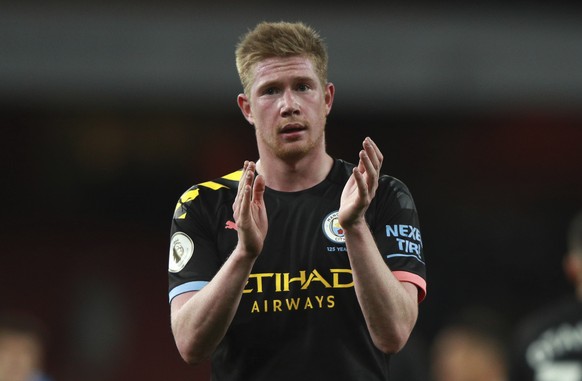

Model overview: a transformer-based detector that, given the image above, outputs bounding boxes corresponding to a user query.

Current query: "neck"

[256,152,334,192]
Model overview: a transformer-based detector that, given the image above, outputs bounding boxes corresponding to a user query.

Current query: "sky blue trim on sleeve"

[169,281,209,302]
[385,253,425,265]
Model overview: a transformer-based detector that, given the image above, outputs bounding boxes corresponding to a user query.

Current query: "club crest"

[322,211,345,244]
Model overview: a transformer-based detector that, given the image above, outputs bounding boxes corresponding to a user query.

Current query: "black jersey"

[168,159,426,381]
[509,297,582,381]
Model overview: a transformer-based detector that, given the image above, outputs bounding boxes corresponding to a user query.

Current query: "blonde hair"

[235,21,328,96]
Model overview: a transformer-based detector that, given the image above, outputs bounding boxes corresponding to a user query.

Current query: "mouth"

[280,123,307,135]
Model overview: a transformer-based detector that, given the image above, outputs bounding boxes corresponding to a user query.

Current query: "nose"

[280,89,300,117]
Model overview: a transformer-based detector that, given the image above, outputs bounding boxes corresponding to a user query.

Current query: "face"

[0,333,42,381]
[431,329,506,381]
[238,55,334,162]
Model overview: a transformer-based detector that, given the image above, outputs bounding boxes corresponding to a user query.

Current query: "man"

[509,211,582,381]
[168,21,426,380]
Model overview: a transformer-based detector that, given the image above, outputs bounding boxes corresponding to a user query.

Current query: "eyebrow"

[256,76,317,92]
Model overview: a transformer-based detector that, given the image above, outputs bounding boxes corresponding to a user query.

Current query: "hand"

[232,161,268,258]
[339,137,383,228]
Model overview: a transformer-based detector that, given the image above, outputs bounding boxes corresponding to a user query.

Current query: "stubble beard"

[259,117,327,162]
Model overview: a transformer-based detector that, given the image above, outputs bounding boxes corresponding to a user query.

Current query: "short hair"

[568,210,582,255]
[235,21,328,96]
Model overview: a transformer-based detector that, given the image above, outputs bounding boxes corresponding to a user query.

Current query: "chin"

[276,147,310,161]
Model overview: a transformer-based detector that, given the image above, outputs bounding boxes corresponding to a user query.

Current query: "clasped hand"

[232,161,268,258]
[339,137,383,228]
[232,137,383,257]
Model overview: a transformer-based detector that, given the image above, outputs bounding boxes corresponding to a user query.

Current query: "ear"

[324,82,335,116]
[237,93,254,125]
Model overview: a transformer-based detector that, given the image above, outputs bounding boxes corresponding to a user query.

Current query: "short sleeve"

[370,176,426,302]
[168,185,222,302]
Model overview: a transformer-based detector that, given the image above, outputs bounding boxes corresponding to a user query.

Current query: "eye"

[263,87,279,95]
[296,83,311,92]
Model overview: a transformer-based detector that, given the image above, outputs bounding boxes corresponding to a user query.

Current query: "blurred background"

[1,2,581,380]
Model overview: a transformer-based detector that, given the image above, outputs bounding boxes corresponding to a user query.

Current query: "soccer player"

[168,21,427,380]
[509,211,582,381]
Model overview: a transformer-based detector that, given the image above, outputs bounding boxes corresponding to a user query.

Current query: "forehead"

[252,56,317,85]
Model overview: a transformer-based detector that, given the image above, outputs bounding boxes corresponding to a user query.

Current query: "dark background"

[1,2,581,380]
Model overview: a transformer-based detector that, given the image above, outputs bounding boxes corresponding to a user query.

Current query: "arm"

[339,138,418,354]
[170,161,267,364]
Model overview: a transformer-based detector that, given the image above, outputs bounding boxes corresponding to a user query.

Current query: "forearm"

[344,220,418,354]
[171,246,256,364]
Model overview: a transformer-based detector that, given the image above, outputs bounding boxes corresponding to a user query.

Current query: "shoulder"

[173,168,243,219]
[378,175,416,210]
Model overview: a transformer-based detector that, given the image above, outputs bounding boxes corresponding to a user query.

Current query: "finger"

[235,161,249,199]
[239,182,252,222]
[357,138,378,174]
[362,137,380,171]
[246,161,256,186]
[252,174,266,204]
[241,160,250,179]
[352,167,368,200]
[364,137,383,169]
[359,149,378,192]
[233,161,246,213]
[234,161,253,214]
[238,165,255,216]
[357,157,365,174]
